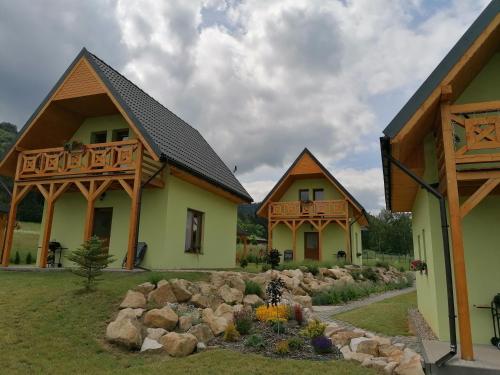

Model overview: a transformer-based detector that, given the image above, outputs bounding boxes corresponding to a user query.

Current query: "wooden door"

[92,207,113,249]
[304,232,319,260]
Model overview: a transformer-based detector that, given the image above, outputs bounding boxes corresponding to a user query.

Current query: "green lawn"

[0,271,377,375]
[11,221,41,264]
[335,292,417,336]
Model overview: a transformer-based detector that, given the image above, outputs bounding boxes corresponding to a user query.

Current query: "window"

[185,209,203,253]
[299,189,309,201]
[313,188,324,201]
[112,129,130,142]
[91,131,107,144]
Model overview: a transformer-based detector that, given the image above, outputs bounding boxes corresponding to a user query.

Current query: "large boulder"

[357,340,379,356]
[350,337,372,352]
[325,323,345,338]
[394,349,424,375]
[116,308,144,321]
[170,279,193,302]
[178,315,193,332]
[188,323,214,343]
[148,280,177,305]
[293,295,312,309]
[140,337,163,353]
[160,332,197,357]
[243,294,264,306]
[135,282,155,296]
[120,290,147,309]
[144,306,179,330]
[146,327,167,341]
[190,294,211,308]
[331,331,365,346]
[202,308,229,335]
[106,318,142,349]
[219,285,243,304]
[227,275,246,293]
[214,303,234,322]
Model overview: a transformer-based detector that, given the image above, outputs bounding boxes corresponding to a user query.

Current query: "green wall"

[455,53,500,104]
[37,115,239,269]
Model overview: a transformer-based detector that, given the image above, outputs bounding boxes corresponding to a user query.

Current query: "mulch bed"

[209,321,343,361]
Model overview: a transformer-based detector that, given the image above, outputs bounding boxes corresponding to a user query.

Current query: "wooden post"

[292,220,297,261]
[441,102,474,360]
[39,191,55,268]
[83,198,96,240]
[126,144,143,270]
[2,186,19,267]
[318,224,323,262]
[267,204,273,250]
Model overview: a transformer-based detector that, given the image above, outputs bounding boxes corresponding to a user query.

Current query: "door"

[92,207,113,249]
[304,232,319,260]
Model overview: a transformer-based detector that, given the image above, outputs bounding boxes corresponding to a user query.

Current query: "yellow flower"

[255,304,289,322]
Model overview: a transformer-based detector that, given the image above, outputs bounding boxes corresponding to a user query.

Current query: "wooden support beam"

[441,103,474,361]
[126,143,143,270]
[292,221,297,261]
[39,196,55,268]
[460,178,500,218]
[83,198,96,241]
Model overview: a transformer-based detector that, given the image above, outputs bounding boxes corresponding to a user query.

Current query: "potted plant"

[410,259,428,275]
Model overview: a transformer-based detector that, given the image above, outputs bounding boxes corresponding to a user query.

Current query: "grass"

[335,291,417,337]
[11,221,41,264]
[0,271,377,375]
[363,250,412,271]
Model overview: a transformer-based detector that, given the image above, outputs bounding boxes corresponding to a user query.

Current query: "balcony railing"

[269,199,347,219]
[16,139,140,181]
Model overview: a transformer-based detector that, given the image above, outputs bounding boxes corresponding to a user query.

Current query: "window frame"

[299,189,310,201]
[90,131,107,144]
[313,188,324,201]
[112,128,130,142]
[185,208,204,254]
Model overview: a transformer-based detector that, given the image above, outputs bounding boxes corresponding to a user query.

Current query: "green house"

[257,149,367,265]
[0,48,252,270]
[381,0,500,366]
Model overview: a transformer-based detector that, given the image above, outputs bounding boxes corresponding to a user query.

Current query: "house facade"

[380,0,500,362]
[0,48,252,270]
[257,149,367,265]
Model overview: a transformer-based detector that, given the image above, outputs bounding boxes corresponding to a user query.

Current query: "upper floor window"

[313,188,324,200]
[112,129,130,142]
[91,131,107,144]
[185,209,203,253]
[299,189,309,201]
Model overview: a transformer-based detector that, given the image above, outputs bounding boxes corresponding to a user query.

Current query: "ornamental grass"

[255,304,289,322]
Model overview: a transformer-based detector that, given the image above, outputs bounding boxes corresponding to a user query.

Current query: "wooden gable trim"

[0,54,160,177]
[393,13,500,145]
[169,166,246,204]
[53,59,106,100]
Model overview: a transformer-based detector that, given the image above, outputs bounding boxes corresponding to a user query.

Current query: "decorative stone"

[219,285,243,304]
[384,361,398,375]
[159,332,197,357]
[148,281,177,305]
[379,344,404,359]
[293,295,312,308]
[357,339,379,356]
[140,337,163,353]
[190,294,210,308]
[120,290,146,309]
[243,294,264,306]
[214,303,234,322]
[170,279,193,302]
[146,327,167,340]
[144,306,178,330]
[331,331,365,346]
[116,308,144,321]
[227,275,246,293]
[135,282,155,295]
[179,315,193,332]
[202,308,228,336]
[373,336,392,346]
[325,323,344,337]
[362,357,388,371]
[350,352,374,363]
[188,323,214,343]
[350,336,371,352]
[197,342,207,351]
[106,318,142,349]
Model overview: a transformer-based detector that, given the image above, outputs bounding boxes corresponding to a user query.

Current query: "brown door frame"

[304,231,319,260]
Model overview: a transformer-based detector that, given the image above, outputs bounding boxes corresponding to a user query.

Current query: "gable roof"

[257,148,367,222]
[2,48,252,203]
[383,0,500,138]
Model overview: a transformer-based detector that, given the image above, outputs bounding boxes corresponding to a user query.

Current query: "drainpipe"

[131,153,168,269]
[380,136,457,367]
[349,210,366,263]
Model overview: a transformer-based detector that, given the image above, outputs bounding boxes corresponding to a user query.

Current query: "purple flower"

[311,335,333,354]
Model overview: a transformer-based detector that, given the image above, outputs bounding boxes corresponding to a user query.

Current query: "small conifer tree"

[25,252,33,264]
[14,251,20,265]
[67,236,114,291]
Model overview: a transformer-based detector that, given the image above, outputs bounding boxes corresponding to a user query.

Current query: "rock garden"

[106,265,422,374]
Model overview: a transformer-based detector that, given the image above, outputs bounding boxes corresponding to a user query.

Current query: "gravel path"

[312,286,423,354]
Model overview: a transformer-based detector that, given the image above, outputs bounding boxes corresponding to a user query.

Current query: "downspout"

[349,210,366,263]
[380,136,457,367]
[132,153,168,269]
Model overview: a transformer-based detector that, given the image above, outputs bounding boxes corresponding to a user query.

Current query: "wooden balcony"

[15,139,153,183]
[269,199,347,219]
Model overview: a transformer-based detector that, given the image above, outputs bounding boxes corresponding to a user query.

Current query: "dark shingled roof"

[82,50,252,202]
[383,0,500,138]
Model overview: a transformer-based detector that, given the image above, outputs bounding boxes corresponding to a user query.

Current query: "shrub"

[255,304,289,322]
[306,263,319,276]
[311,335,333,354]
[66,236,114,291]
[25,252,33,265]
[361,267,379,282]
[293,304,304,325]
[244,334,265,349]
[288,337,304,351]
[239,257,248,268]
[265,248,281,269]
[148,272,162,287]
[14,251,20,265]
[261,264,271,272]
[234,308,253,335]
[274,340,289,355]
[244,280,262,296]
[223,323,240,342]
[270,318,287,334]
[300,320,326,339]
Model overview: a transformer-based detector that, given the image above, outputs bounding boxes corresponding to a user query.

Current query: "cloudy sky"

[0,0,491,211]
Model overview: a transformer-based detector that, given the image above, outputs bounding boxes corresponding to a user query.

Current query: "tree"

[67,237,114,291]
